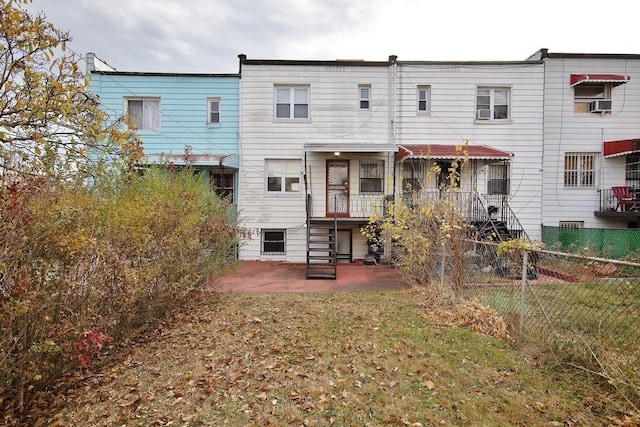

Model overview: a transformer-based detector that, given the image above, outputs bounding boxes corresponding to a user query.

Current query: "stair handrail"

[471,193,506,242]
[497,197,530,242]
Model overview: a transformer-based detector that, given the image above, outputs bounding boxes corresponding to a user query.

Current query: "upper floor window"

[570,74,629,114]
[564,152,597,187]
[266,159,301,193]
[359,85,371,112]
[476,87,509,121]
[126,98,160,132]
[359,160,384,193]
[417,85,430,114]
[275,86,309,120]
[573,84,611,114]
[208,97,220,124]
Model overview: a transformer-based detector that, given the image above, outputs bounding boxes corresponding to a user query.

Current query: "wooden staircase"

[306,219,337,279]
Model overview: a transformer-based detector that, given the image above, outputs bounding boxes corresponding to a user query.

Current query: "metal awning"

[570,74,631,87]
[603,138,640,158]
[396,144,514,161]
[304,142,398,153]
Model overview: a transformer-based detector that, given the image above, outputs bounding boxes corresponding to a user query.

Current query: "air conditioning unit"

[588,99,612,113]
[476,109,491,120]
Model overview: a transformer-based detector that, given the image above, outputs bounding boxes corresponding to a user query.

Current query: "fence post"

[440,240,445,287]
[519,250,528,340]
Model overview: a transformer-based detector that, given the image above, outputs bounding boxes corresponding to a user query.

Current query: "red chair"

[611,186,640,212]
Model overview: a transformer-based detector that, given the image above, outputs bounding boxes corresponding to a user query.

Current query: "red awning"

[570,74,631,87]
[603,138,640,158]
[396,144,513,161]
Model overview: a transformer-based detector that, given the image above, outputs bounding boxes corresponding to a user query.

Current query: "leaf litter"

[22,290,630,426]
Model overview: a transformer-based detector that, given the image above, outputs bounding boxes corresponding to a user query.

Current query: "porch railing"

[403,190,529,242]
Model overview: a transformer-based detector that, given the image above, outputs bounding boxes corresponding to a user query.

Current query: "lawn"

[26,290,635,426]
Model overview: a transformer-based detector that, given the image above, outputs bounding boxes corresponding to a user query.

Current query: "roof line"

[91,71,239,78]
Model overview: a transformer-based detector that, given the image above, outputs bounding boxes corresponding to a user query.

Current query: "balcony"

[595,188,640,218]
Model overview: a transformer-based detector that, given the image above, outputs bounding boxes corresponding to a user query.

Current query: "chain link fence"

[446,240,640,407]
[543,225,640,259]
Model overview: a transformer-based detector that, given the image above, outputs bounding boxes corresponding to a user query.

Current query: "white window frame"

[275,86,309,120]
[475,87,510,122]
[417,85,430,115]
[564,152,597,188]
[207,97,220,124]
[261,229,286,255]
[358,84,371,112]
[266,159,301,194]
[125,97,161,132]
[359,160,384,194]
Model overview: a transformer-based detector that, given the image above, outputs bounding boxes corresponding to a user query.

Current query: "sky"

[25,0,640,74]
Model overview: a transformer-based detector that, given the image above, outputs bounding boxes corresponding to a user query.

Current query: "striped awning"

[603,138,640,158]
[396,144,513,161]
[570,74,631,87]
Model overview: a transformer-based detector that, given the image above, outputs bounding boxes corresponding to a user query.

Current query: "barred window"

[564,152,597,187]
[261,229,286,255]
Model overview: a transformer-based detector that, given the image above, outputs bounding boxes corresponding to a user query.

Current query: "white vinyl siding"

[126,98,160,132]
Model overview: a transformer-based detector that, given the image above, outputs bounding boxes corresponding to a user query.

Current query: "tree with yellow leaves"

[0,0,140,184]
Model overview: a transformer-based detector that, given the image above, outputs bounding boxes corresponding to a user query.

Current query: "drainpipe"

[389,55,398,201]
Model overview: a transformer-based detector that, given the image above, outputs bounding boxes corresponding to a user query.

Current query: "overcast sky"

[25,0,640,74]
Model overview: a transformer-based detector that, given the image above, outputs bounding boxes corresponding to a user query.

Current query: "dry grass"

[18,290,636,426]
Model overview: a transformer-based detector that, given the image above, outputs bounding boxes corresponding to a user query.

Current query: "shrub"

[0,167,238,413]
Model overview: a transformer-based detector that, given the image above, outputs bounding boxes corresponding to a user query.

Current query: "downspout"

[389,55,398,201]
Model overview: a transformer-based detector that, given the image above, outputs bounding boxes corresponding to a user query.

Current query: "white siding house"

[393,58,545,241]
[237,54,546,270]
[237,56,395,267]
[537,50,640,229]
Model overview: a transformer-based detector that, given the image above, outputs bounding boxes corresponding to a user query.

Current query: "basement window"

[261,229,286,255]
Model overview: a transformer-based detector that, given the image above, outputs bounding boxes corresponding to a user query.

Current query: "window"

[126,98,160,132]
[211,168,234,202]
[476,87,509,121]
[559,221,584,228]
[261,229,286,255]
[359,160,384,193]
[275,86,309,119]
[487,162,510,195]
[564,153,597,187]
[208,98,220,124]
[573,83,611,113]
[359,85,371,111]
[266,159,300,193]
[417,85,430,114]
[626,154,640,189]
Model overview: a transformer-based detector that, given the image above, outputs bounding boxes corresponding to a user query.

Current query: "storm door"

[327,160,349,216]
[336,229,352,262]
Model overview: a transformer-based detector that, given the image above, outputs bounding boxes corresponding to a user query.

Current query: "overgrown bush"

[0,167,239,413]
[363,191,474,293]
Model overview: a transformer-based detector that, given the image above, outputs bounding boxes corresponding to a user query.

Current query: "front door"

[327,159,349,216]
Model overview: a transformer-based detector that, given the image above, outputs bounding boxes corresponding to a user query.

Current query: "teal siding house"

[86,53,239,202]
